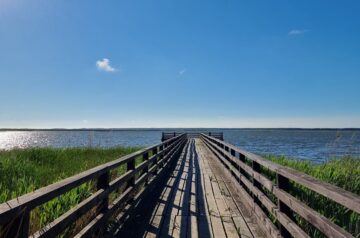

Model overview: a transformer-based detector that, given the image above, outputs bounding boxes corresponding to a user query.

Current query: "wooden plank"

[159,141,189,237]
[196,140,227,238]
[232,216,254,238]
[189,150,197,216]
[171,146,190,238]
[32,189,106,238]
[143,141,185,238]
[173,215,187,238]
[113,138,186,237]
[222,216,240,238]
[212,172,254,238]
[187,215,199,238]
[79,137,186,238]
[187,142,199,238]
[201,134,360,215]
[205,137,311,238]
[274,187,353,238]
[204,135,353,238]
[0,135,185,225]
[194,140,213,238]
[199,138,266,238]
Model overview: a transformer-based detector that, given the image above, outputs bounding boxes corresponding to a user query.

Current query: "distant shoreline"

[1,128,360,132]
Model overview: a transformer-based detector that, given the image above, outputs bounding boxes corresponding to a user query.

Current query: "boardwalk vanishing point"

[0,133,359,238]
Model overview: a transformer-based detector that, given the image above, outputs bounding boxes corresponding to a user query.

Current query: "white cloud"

[96,58,116,72]
[288,29,309,36]
[179,68,186,75]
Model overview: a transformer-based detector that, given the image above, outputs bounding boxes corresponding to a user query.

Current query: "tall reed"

[0,147,139,235]
[265,155,360,237]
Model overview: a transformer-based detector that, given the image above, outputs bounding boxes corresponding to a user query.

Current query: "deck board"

[114,138,265,238]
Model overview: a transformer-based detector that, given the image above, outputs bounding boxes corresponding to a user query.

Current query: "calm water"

[0,129,359,162]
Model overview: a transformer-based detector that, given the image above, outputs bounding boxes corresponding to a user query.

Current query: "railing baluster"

[252,161,263,206]
[97,171,110,213]
[277,174,293,237]
[3,208,29,238]
[127,158,136,188]
[238,153,246,187]
[143,151,149,185]
[94,171,110,235]
[230,149,236,168]
[152,147,158,175]
[159,145,164,169]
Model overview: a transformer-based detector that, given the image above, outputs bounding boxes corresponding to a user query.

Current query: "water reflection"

[0,129,359,162]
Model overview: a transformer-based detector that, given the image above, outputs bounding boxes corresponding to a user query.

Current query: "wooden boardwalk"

[113,138,264,238]
[1,132,359,238]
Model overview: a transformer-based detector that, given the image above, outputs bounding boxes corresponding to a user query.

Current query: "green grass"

[264,155,360,237]
[0,146,140,235]
[0,147,359,237]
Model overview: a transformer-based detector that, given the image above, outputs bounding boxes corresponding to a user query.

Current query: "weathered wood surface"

[1,132,359,238]
[161,132,223,142]
[0,134,186,238]
[201,133,360,238]
[115,139,264,237]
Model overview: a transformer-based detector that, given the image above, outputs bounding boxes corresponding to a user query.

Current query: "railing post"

[252,161,261,202]
[159,145,164,168]
[127,158,136,188]
[3,208,30,238]
[97,171,110,213]
[143,151,149,185]
[238,153,246,187]
[225,146,231,161]
[220,143,225,156]
[276,174,293,237]
[95,171,110,236]
[152,147,158,175]
[230,149,236,168]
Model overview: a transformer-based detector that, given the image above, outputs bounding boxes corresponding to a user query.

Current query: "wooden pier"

[0,133,359,238]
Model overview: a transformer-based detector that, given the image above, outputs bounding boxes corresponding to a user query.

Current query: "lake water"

[0,129,359,162]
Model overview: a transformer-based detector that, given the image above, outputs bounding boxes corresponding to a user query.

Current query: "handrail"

[161,132,223,141]
[0,134,186,238]
[200,133,360,238]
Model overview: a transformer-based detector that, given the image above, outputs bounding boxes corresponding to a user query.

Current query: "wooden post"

[220,144,225,157]
[152,147,158,175]
[94,171,110,236]
[276,174,293,238]
[97,171,110,213]
[238,153,246,187]
[3,208,30,238]
[159,145,164,168]
[230,149,236,168]
[252,161,261,203]
[143,152,149,185]
[127,158,136,188]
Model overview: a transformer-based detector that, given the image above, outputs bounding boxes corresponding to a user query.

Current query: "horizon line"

[1,127,360,131]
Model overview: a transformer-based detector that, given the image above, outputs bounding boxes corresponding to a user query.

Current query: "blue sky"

[0,0,360,128]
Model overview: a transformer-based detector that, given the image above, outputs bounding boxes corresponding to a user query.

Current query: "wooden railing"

[161,132,223,141]
[201,133,360,238]
[0,134,186,238]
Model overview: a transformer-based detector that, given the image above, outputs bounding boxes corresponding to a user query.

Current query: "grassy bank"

[0,147,359,236]
[0,147,140,235]
[265,155,360,237]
